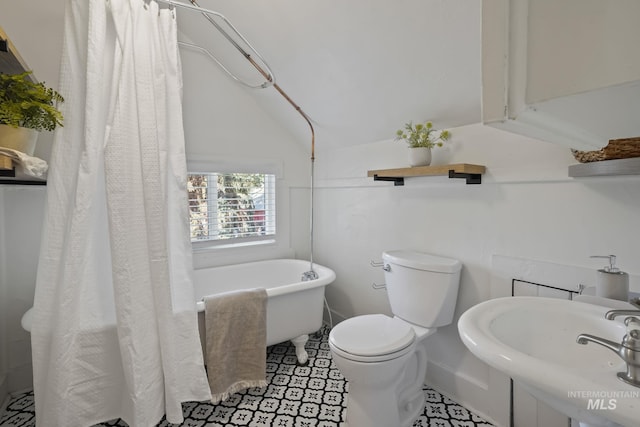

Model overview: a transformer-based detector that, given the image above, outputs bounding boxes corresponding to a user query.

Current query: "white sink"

[458,296,639,427]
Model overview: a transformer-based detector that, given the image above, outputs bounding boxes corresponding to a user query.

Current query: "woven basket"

[571,137,640,163]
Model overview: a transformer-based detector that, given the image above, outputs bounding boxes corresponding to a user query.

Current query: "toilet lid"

[329,314,415,357]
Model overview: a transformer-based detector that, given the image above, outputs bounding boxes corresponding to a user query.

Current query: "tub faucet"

[577,311,640,387]
[301,270,319,281]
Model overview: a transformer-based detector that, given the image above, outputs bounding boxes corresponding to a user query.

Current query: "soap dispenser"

[591,255,629,301]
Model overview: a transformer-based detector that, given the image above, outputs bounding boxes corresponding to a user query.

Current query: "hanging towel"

[204,288,268,403]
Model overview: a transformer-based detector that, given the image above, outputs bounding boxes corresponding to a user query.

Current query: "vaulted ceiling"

[176,0,482,150]
[3,0,482,153]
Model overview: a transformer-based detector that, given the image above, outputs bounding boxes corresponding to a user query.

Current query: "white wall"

[311,123,640,424]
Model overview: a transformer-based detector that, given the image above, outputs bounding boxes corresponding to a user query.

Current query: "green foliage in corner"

[395,121,451,148]
[0,71,64,132]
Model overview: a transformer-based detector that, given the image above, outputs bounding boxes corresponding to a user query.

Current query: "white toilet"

[329,250,462,427]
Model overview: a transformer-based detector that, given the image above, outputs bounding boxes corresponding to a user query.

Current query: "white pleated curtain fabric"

[31,0,212,426]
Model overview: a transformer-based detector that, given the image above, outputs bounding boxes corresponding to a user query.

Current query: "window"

[187,172,276,244]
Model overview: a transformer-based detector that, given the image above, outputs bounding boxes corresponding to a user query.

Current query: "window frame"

[186,158,282,251]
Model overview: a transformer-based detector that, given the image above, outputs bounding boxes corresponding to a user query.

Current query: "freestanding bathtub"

[193,258,336,365]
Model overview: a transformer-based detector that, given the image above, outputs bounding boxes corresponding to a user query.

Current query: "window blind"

[187,172,276,242]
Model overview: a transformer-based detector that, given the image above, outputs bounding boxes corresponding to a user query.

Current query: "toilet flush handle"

[370,260,391,271]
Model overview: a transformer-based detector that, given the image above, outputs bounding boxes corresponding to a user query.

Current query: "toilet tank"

[382,250,462,328]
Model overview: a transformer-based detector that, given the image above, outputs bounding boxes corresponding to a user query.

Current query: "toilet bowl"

[329,314,434,427]
[329,250,461,427]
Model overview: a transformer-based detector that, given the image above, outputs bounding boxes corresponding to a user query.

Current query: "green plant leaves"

[394,120,451,148]
[0,71,64,132]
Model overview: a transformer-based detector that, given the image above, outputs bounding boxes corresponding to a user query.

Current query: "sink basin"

[458,297,639,427]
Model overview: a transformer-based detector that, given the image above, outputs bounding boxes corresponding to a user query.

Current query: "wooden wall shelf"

[368,163,486,186]
[569,157,640,178]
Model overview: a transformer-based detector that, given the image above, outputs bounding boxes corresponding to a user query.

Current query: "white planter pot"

[408,147,432,167]
[0,124,39,155]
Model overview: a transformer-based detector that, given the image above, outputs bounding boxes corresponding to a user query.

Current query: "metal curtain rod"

[162,0,275,89]
[177,41,271,89]
[156,0,315,161]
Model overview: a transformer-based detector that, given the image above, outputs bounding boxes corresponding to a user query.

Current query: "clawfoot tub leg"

[291,334,309,366]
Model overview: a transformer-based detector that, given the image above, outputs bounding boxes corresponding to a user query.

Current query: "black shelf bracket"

[0,179,46,186]
[0,168,16,178]
[373,174,404,186]
[448,170,482,184]
[0,168,47,185]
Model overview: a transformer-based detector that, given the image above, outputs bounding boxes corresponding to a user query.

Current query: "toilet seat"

[329,314,416,363]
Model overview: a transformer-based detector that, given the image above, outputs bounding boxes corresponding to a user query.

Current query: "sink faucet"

[577,311,640,388]
[605,309,640,320]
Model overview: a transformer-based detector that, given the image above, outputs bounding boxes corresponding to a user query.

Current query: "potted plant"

[0,71,64,166]
[395,121,451,167]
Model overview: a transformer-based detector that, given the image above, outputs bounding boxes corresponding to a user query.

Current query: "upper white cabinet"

[482,0,640,150]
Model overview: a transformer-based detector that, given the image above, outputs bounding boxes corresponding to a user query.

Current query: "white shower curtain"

[31,0,212,426]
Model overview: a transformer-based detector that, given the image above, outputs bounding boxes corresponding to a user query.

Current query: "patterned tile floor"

[1,327,493,427]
